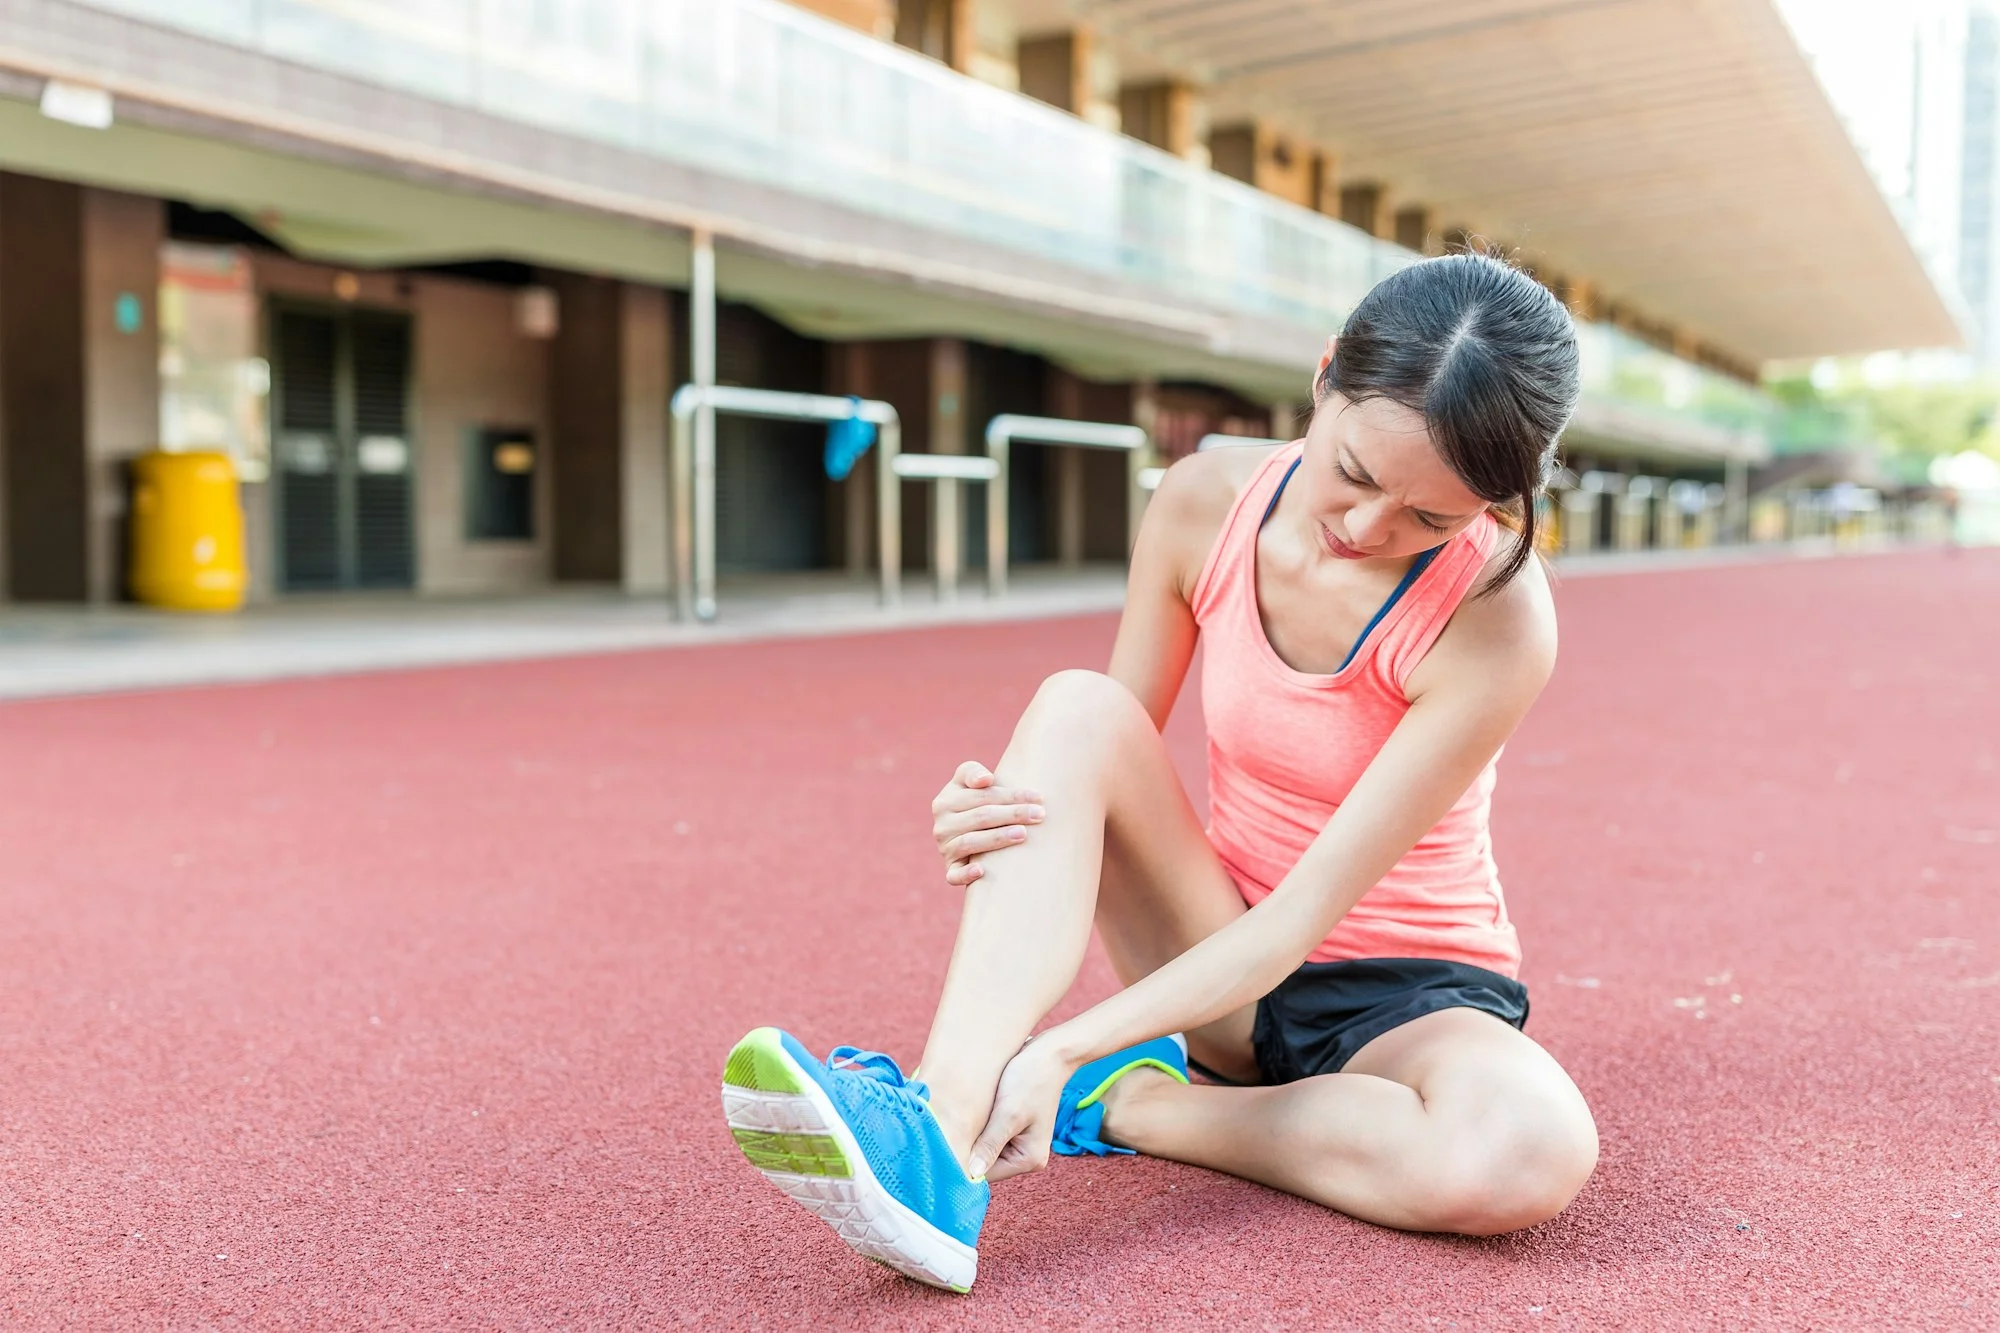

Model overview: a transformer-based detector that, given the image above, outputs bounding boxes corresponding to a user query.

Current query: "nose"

[1344,499,1396,551]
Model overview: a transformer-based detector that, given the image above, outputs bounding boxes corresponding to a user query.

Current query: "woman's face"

[1293,389,1490,563]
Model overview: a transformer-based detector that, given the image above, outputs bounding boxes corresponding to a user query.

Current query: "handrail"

[981,414,1151,598]
[669,384,902,621]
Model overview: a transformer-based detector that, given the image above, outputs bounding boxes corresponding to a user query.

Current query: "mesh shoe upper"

[1051,1034,1190,1157]
[778,1032,990,1248]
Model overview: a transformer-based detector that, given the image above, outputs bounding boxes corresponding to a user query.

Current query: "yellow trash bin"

[129,450,247,612]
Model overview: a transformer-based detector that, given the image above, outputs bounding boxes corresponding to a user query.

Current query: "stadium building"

[0,0,1961,610]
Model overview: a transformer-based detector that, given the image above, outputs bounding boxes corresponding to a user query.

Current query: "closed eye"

[1339,458,1452,534]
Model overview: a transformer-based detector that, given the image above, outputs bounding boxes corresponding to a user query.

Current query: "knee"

[1020,670,1151,741]
[1417,1110,1599,1235]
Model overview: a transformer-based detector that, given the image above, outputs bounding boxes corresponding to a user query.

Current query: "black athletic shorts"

[1193,957,1531,1085]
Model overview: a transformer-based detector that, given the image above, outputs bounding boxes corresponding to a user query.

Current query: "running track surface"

[2,550,1996,1330]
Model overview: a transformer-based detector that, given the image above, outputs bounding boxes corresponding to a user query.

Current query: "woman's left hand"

[966,1038,1074,1183]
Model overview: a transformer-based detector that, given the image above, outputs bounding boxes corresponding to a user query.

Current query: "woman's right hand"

[930,760,1044,887]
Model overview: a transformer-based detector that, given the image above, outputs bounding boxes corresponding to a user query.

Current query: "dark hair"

[1319,252,1580,590]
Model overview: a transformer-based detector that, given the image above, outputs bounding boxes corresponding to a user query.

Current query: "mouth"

[1319,522,1370,560]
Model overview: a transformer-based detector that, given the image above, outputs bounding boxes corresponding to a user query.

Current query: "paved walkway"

[0,547,1993,1328]
[0,539,1910,701]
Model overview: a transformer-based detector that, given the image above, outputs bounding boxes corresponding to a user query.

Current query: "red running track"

[1,550,1996,1329]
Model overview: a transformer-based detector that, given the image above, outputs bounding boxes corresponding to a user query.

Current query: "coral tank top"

[1188,442,1520,976]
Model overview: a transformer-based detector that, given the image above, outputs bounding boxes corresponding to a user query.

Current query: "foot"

[721,1028,990,1293]
[1050,1034,1189,1157]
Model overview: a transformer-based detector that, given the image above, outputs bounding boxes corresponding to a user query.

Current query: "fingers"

[934,763,1042,817]
[984,1145,1042,1184]
[969,1117,1049,1183]
[967,1113,1021,1182]
[938,802,1042,843]
[935,788,1043,819]
[941,826,1029,864]
[945,859,984,887]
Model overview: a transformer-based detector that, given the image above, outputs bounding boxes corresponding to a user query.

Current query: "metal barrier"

[892,452,1002,602]
[981,415,1151,598]
[670,384,902,621]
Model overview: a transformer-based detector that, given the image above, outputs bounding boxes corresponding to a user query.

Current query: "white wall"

[411,275,552,595]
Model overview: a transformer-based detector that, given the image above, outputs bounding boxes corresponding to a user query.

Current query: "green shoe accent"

[724,1027,806,1094]
[731,1128,852,1177]
[1073,1057,1189,1111]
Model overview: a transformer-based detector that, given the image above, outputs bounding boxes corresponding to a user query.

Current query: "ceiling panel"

[1080,0,1962,361]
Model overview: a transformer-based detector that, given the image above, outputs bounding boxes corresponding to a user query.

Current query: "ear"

[1314,336,1338,393]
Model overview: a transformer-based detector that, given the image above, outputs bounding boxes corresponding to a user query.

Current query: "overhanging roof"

[1083,0,1963,363]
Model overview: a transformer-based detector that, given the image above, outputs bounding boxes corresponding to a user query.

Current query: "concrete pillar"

[545,271,624,582]
[895,0,972,72]
[620,283,671,596]
[1312,153,1341,219]
[1340,183,1390,238]
[1210,121,1316,209]
[1393,205,1434,255]
[831,342,876,575]
[0,177,163,604]
[1055,448,1085,567]
[0,172,84,601]
[1118,80,1198,158]
[1019,29,1092,115]
[929,337,967,597]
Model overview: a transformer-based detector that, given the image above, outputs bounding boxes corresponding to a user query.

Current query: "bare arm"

[1105,449,1261,727]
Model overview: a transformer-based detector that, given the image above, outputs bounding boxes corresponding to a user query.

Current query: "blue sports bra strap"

[1260,457,1303,526]
[1336,544,1443,672]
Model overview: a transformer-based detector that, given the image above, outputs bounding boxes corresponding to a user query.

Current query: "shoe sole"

[721,1028,978,1293]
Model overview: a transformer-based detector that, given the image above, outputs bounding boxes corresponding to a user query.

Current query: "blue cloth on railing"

[825,399,877,481]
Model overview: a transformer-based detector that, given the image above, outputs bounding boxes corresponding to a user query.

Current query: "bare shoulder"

[1412,529,1559,700]
[1140,445,1279,597]
[1149,444,1275,522]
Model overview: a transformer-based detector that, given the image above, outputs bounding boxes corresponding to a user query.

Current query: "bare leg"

[1097,1007,1600,1233]
[915,670,1248,1160]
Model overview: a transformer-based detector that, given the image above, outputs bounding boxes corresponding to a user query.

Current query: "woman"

[719,253,1597,1294]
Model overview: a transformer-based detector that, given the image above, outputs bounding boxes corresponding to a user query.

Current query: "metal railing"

[982,415,1150,598]
[669,385,901,621]
[891,452,1001,603]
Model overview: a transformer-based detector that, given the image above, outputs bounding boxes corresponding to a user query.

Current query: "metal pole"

[671,400,694,621]
[985,433,1009,599]
[691,229,718,620]
[877,419,902,607]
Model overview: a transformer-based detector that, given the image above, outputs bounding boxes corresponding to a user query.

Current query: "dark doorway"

[271,305,415,591]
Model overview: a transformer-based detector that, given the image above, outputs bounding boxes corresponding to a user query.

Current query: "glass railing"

[78,0,1411,333]
[80,0,1783,454]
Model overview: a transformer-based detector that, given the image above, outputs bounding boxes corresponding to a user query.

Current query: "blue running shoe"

[721,1028,989,1292]
[1051,1033,1190,1157]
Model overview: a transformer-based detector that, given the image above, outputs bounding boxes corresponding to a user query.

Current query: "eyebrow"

[1339,446,1476,526]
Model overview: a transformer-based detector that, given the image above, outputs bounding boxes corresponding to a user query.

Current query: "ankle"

[915,1068,991,1167]
[1095,1066,1176,1148]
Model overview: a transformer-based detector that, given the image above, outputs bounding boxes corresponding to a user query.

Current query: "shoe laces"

[827,1046,933,1103]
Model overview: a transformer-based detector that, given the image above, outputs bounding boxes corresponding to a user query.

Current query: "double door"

[272,306,414,591]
